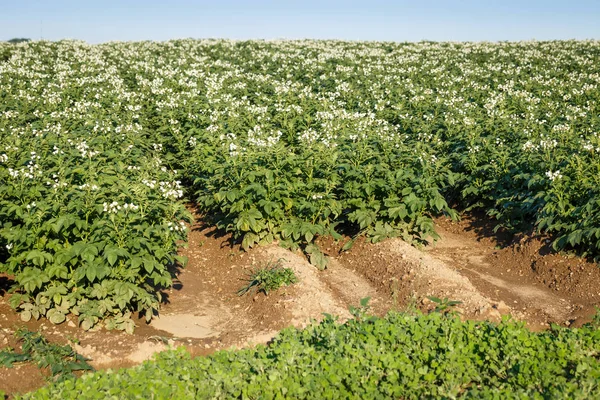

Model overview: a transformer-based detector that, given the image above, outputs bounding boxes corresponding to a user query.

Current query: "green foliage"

[0,131,192,331]
[348,296,378,322]
[191,110,455,264]
[0,328,93,383]
[22,311,600,399]
[427,296,463,314]
[586,307,600,329]
[2,39,600,330]
[237,259,298,296]
[0,41,192,330]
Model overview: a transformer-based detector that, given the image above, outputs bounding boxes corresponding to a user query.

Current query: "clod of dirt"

[73,343,115,367]
[151,313,220,339]
[127,341,170,364]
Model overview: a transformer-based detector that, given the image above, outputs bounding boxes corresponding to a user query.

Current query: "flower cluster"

[167,221,187,233]
[103,201,139,213]
[159,181,183,199]
[545,170,563,181]
[78,183,100,190]
[76,141,100,158]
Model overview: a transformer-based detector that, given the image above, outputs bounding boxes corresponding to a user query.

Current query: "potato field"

[1,39,600,398]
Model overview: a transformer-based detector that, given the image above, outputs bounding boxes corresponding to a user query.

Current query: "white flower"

[159,181,184,199]
[299,129,319,143]
[142,179,157,189]
[76,141,99,158]
[463,117,475,126]
[167,221,187,233]
[545,170,563,181]
[0,154,7,163]
[122,203,139,211]
[540,138,558,150]
[229,142,239,157]
[522,141,538,151]
[79,183,99,190]
[152,143,163,151]
[52,180,68,189]
[103,201,122,214]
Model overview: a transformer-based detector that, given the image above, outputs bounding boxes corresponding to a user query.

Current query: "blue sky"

[1,0,599,43]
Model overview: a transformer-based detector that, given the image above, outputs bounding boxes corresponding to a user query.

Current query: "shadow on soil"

[458,210,518,248]
[457,210,597,261]
[194,218,241,249]
[153,260,186,310]
[0,275,13,296]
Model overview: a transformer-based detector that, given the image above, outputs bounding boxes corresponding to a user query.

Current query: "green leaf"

[304,231,314,243]
[47,309,66,324]
[226,190,238,202]
[105,247,119,266]
[20,310,32,322]
[306,245,328,270]
[131,256,143,270]
[80,244,99,263]
[85,264,97,283]
[174,255,188,266]
[341,238,355,252]
[433,196,447,212]
[143,258,155,274]
[360,297,371,307]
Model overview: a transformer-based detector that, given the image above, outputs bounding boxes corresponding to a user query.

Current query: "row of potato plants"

[0,41,191,331]
[1,39,599,329]
[122,39,600,255]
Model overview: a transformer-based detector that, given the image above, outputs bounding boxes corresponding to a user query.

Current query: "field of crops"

[1,39,600,333]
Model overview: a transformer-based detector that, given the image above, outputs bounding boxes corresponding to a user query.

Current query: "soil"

[2,211,600,397]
